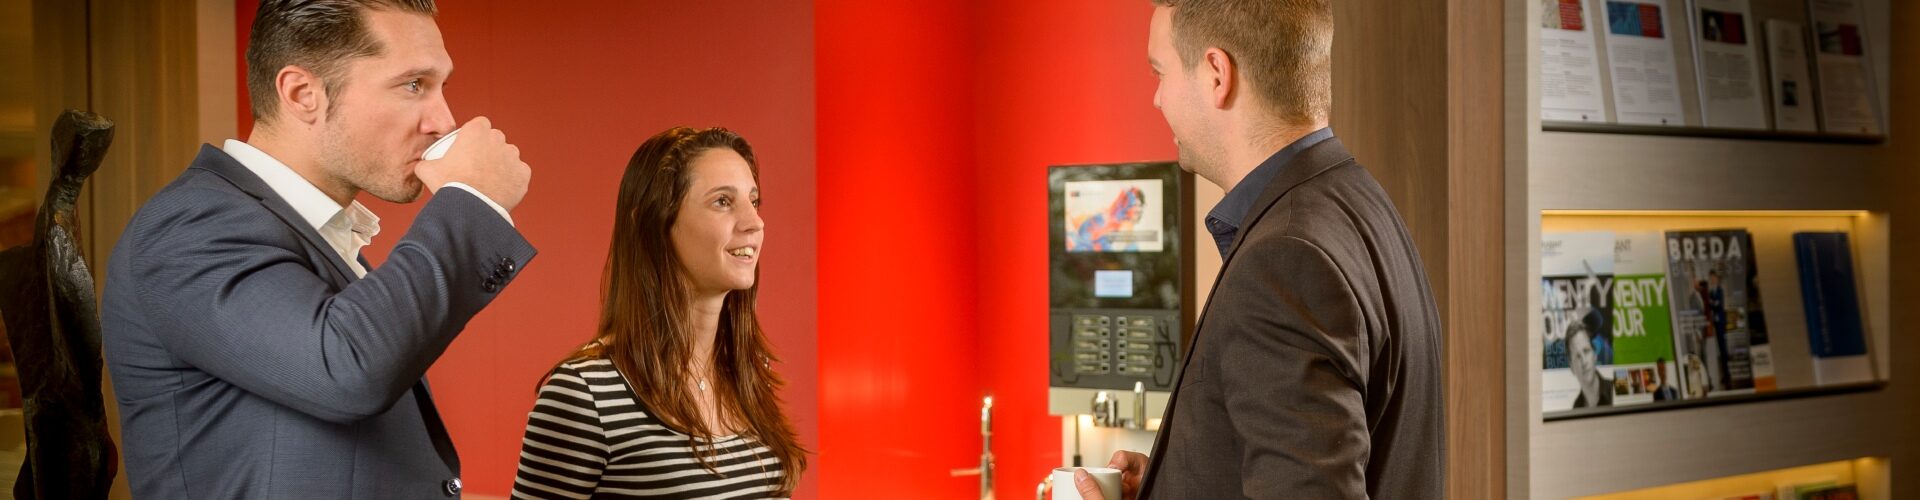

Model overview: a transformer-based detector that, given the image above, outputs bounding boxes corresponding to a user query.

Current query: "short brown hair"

[1152,0,1332,125]
[245,0,438,124]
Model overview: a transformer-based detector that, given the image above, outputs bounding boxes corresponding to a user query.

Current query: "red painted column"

[816,0,984,498]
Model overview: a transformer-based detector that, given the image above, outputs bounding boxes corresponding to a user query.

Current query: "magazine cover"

[1543,231,1616,412]
[1540,0,1609,121]
[1609,232,1679,405]
[1808,0,1883,135]
[1600,0,1689,125]
[1666,229,1775,398]
[1686,0,1768,128]
[1793,231,1874,385]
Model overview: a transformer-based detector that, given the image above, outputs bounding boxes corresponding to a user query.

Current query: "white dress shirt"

[223,139,514,278]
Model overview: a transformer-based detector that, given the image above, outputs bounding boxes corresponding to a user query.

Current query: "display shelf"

[1542,381,1881,421]
[1531,131,1885,212]
[1536,389,1902,498]
[1575,457,1889,500]
[1523,204,1901,500]
[1542,121,1885,145]
[1539,210,1892,408]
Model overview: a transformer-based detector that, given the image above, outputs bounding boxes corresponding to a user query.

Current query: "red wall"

[236,1,819,497]
[815,0,984,497]
[815,1,1171,498]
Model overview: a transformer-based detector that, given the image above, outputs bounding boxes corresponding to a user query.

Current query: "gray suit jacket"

[102,145,536,498]
[1139,138,1444,499]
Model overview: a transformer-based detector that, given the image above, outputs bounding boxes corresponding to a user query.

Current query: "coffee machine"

[1044,162,1202,480]
[1048,162,1193,395]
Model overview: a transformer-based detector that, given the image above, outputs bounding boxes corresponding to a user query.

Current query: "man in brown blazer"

[1072,0,1445,498]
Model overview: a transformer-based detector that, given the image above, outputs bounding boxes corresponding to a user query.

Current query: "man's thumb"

[1074,469,1104,499]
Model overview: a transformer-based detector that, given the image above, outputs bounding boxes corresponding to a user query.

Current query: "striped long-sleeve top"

[512,358,787,499]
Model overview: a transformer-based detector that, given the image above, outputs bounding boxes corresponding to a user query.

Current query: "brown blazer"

[1139,138,1444,499]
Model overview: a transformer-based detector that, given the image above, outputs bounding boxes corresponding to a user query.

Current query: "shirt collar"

[339,199,382,239]
[222,139,370,234]
[1203,127,1335,257]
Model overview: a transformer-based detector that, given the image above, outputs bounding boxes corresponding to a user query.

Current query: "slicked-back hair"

[245,0,438,124]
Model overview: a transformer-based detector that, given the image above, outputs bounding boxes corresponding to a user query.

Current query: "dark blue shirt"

[1203,127,1335,258]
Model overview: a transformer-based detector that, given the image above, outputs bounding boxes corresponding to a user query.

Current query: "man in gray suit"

[1073,0,1444,498]
[101,0,533,497]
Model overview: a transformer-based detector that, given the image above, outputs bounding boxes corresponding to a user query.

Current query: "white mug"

[1051,466,1121,500]
[422,129,459,161]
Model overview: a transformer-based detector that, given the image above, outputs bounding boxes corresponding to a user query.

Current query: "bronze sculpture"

[0,109,117,499]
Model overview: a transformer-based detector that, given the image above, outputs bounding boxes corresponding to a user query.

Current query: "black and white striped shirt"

[513,358,787,499]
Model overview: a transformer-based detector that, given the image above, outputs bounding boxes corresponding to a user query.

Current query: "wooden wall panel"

[29,0,88,197]
[1874,0,1918,496]
[1332,0,1451,291]
[84,0,202,279]
[1447,0,1506,497]
[74,1,230,498]
[1332,0,1506,498]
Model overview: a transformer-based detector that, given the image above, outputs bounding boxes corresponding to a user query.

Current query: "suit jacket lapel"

[1137,138,1357,497]
[188,144,356,287]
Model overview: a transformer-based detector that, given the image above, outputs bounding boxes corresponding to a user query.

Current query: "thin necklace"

[694,356,712,392]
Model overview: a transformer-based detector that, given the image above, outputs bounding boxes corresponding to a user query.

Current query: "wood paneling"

[30,0,88,198]
[65,1,230,498]
[84,0,203,278]
[1332,0,1451,288]
[1447,0,1506,497]
[1332,0,1507,498]
[1874,0,1919,496]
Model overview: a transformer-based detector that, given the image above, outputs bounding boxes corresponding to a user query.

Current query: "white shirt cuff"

[442,182,515,226]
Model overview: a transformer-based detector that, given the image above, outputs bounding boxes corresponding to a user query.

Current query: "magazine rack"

[1508,0,1909,498]
[1538,210,1889,421]
[1533,0,1888,143]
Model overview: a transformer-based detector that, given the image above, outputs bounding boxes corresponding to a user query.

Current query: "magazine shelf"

[1542,121,1883,144]
[1574,458,1889,499]
[1511,0,1909,498]
[1536,210,1890,418]
[1520,173,1903,500]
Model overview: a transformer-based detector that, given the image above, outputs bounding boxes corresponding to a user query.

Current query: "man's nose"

[422,95,456,136]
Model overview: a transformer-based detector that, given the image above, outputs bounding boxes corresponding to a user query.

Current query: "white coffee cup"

[1051,466,1121,500]
[421,129,459,161]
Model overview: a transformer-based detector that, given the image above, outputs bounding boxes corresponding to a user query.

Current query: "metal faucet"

[1091,391,1119,427]
[1129,381,1146,430]
[981,396,995,500]
[952,396,996,500]
[1091,382,1150,429]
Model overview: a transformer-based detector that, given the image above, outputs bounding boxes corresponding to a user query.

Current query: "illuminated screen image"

[1048,162,1185,311]
[1064,179,1165,252]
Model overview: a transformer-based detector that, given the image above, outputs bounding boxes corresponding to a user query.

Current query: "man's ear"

[1200,47,1236,110]
[274,65,329,126]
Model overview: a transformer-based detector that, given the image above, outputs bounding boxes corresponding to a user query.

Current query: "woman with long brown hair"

[512,127,805,499]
